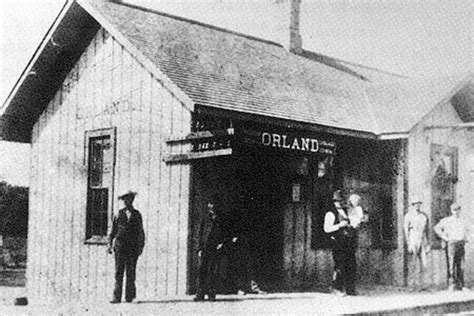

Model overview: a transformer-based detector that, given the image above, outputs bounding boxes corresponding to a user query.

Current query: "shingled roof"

[1,0,471,142]
[88,1,381,134]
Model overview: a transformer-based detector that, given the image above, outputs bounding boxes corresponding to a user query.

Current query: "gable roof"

[85,1,380,135]
[1,0,471,143]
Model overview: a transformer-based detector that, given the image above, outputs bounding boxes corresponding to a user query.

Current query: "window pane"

[87,188,108,237]
[85,129,115,240]
[89,138,105,188]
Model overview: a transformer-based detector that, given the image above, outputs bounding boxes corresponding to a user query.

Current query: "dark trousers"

[332,246,357,294]
[113,250,139,301]
[196,249,220,297]
[226,242,253,292]
[446,240,465,289]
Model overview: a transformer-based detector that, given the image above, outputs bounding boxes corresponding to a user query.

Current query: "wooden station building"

[1,0,474,304]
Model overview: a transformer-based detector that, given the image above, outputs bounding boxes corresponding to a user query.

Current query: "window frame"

[84,127,117,244]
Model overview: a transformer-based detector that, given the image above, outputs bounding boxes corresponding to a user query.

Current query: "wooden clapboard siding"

[151,78,166,297]
[28,27,193,303]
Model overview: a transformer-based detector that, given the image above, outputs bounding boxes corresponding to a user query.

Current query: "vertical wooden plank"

[71,49,86,301]
[177,103,191,295]
[101,29,114,302]
[142,73,158,299]
[305,205,316,282]
[170,98,184,295]
[106,35,122,298]
[152,79,166,297]
[65,63,78,302]
[293,203,306,288]
[28,116,43,303]
[123,45,134,192]
[32,130,41,302]
[75,40,88,302]
[158,85,173,296]
[81,39,95,302]
[109,39,128,302]
[164,90,177,296]
[46,91,59,303]
[55,84,66,303]
[177,163,190,295]
[38,97,49,302]
[88,31,99,301]
[282,205,294,290]
[130,59,144,297]
[93,29,110,301]
[26,126,36,301]
[135,67,152,299]
[36,109,46,302]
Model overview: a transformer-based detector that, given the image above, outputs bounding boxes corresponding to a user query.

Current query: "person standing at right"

[434,203,470,291]
[403,197,430,290]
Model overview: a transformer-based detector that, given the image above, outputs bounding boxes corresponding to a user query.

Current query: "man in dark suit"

[108,190,145,303]
[324,190,358,296]
[194,201,227,301]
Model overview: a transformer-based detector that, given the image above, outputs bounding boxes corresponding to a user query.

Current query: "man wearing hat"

[324,190,358,296]
[403,196,430,290]
[434,203,470,291]
[108,190,145,303]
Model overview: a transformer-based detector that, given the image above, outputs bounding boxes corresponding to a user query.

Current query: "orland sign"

[239,129,336,156]
[260,132,336,155]
[165,127,336,163]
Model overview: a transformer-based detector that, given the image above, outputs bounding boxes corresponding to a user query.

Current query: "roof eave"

[0,1,100,143]
[0,0,73,115]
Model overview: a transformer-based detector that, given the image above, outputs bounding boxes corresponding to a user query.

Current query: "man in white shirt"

[434,203,470,291]
[403,197,430,290]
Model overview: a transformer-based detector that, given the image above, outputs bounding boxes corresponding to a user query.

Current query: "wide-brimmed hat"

[450,203,461,211]
[118,190,137,200]
[332,190,344,202]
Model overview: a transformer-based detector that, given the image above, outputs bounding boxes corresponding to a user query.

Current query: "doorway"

[188,150,289,294]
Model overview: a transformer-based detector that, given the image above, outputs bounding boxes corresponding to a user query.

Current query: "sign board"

[165,127,336,163]
[241,129,336,156]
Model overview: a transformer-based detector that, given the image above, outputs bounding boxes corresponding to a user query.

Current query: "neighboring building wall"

[27,28,192,304]
[408,99,474,288]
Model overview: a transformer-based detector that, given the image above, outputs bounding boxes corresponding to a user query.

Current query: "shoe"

[448,285,455,292]
[110,299,121,304]
[237,289,246,295]
[346,291,357,296]
[332,289,346,297]
[249,280,267,295]
[462,287,471,292]
[193,295,205,302]
[125,298,136,303]
[208,294,216,302]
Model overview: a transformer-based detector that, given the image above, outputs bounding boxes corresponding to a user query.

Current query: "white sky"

[0,0,473,185]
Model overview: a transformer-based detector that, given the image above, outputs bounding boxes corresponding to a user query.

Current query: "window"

[85,128,116,243]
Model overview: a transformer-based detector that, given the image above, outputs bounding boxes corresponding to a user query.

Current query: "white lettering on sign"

[260,132,333,154]
[262,132,272,146]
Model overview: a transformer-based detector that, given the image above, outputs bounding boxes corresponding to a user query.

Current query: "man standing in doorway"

[194,200,227,301]
[108,191,145,303]
[403,196,430,290]
[434,203,470,291]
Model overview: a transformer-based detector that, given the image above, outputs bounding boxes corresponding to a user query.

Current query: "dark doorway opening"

[188,149,289,294]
